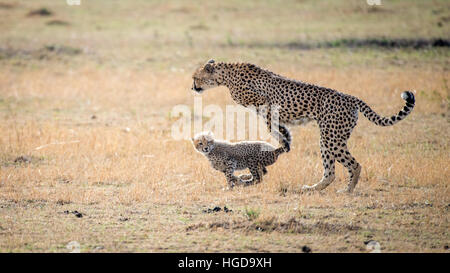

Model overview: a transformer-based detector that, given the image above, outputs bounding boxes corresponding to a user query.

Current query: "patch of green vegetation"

[244,207,260,221]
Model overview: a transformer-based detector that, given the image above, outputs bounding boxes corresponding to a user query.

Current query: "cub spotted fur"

[192,132,286,188]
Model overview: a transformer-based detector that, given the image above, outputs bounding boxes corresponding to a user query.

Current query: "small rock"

[444,245,449,250]
[364,240,381,253]
[203,206,233,213]
[302,245,312,253]
[27,8,52,17]
[91,115,97,119]
[64,210,83,218]
[14,156,32,164]
[46,20,70,26]
[72,211,83,218]
[56,200,70,205]
[119,217,129,222]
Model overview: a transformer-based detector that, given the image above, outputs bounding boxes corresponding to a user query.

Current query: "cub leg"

[223,161,239,189]
[238,174,253,181]
[247,164,264,185]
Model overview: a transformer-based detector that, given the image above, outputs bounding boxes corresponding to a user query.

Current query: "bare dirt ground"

[0,0,449,252]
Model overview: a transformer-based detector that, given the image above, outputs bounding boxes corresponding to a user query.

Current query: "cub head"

[191,59,221,93]
[191,131,215,154]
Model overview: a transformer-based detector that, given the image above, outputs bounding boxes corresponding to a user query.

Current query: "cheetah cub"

[191,131,287,189]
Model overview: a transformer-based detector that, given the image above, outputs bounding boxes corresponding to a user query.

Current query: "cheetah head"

[192,59,221,93]
[191,131,215,154]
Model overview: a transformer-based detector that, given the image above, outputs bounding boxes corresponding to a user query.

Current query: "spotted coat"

[192,60,415,193]
[192,132,286,188]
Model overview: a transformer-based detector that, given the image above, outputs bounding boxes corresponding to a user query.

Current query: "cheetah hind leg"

[337,163,361,194]
[333,144,362,193]
[301,140,336,193]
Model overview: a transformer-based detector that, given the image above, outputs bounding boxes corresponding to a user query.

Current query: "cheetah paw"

[336,188,352,194]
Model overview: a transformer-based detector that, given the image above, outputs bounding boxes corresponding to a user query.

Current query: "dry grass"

[0,0,449,252]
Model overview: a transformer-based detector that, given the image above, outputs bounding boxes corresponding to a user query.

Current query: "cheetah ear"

[204,64,214,73]
[207,59,215,64]
[204,62,215,73]
[191,137,195,143]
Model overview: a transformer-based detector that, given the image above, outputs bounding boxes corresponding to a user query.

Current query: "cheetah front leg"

[278,125,292,151]
[265,106,291,152]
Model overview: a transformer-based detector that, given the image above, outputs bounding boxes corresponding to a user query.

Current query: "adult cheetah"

[191,60,415,193]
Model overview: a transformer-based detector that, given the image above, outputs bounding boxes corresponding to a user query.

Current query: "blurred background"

[1,0,449,70]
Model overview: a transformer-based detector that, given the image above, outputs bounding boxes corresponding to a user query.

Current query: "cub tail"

[274,146,286,158]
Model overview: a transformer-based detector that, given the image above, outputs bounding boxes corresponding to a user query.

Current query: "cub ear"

[204,63,214,73]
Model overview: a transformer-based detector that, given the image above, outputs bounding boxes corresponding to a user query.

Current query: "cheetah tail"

[357,91,415,126]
